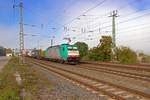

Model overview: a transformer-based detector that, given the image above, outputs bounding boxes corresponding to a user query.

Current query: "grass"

[0,57,20,100]
[0,57,53,100]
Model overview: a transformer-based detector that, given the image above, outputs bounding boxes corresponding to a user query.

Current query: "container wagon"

[0,46,6,56]
[45,44,80,64]
[39,49,45,59]
[31,49,40,59]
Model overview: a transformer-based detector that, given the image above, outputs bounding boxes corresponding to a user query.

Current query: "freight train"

[29,44,80,64]
[0,46,6,56]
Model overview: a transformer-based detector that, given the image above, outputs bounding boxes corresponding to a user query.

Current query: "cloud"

[59,0,150,54]
[0,25,18,48]
[0,0,150,54]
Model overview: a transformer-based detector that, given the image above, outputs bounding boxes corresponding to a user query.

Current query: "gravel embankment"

[35,60,150,96]
[80,63,150,76]
[30,62,110,100]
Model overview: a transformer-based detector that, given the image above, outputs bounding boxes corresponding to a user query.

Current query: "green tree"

[99,36,112,61]
[88,36,112,61]
[74,42,88,58]
[115,47,137,64]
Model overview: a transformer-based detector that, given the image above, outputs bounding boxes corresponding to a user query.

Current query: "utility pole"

[19,0,24,63]
[50,39,53,47]
[13,0,24,63]
[109,10,118,62]
[50,36,55,47]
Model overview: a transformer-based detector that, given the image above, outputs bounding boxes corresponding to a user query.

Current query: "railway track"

[81,61,150,72]
[29,59,150,100]
[139,63,150,67]
[75,64,150,82]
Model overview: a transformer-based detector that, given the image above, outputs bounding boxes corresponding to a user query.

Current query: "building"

[6,48,13,57]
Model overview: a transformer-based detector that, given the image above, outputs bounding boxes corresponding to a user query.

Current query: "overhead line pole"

[109,10,118,62]
[19,0,24,63]
[50,39,53,47]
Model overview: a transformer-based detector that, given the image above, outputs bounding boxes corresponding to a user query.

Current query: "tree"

[88,36,112,61]
[74,42,88,58]
[115,47,138,64]
[99,36,112,61]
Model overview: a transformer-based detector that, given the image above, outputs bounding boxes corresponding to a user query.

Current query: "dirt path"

[0,56,10,72]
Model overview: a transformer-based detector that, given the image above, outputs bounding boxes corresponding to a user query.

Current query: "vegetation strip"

[0,58,20,100]
[0,57,53,100]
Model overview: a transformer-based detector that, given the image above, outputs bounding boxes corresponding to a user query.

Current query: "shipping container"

[0,46,6,56]
[39,49,45,59]
[31,49,40,58]
[45,45,61,60]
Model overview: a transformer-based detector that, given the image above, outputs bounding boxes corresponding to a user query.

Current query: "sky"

[0,0,150,54]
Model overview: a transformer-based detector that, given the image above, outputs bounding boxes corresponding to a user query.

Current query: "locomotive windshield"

[68,46,78,51]
[67,46,79,57]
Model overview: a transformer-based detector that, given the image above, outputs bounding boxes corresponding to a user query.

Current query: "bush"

[116,47,138,64]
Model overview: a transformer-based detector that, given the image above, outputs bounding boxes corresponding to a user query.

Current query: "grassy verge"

[0,57,53,100]
[0,57,20,100]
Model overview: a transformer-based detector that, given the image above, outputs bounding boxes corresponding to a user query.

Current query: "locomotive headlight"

[68,50,79,57]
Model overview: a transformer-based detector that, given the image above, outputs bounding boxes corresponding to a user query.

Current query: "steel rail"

[75,64,150,82]
[31,61,124,100]
[30,59,150,99]
[81,61,150,72]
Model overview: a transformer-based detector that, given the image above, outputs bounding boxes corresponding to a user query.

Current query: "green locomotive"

[44,44,80,64]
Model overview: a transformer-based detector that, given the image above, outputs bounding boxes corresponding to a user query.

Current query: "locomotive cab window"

[68,47,77,51]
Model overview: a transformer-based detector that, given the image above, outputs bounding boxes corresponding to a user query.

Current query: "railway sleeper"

[31,60,150,100]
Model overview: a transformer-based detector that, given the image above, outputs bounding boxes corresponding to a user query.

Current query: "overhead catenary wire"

[69,20,150,43]
[81,0,138,26]
[19,0,108,35]
[23,0,81,29]
[116,24,150,34]
[89,11,150,33]
[84,8,150,33]
[69,0,140,30]
[10,0,150,54]
[86,27,150,43]
[117,36,150,43]
[62,0,80,13]
[62,0,107,28]
[116,0,137,12]
[75,5,150,35]
[71,13,150,36]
